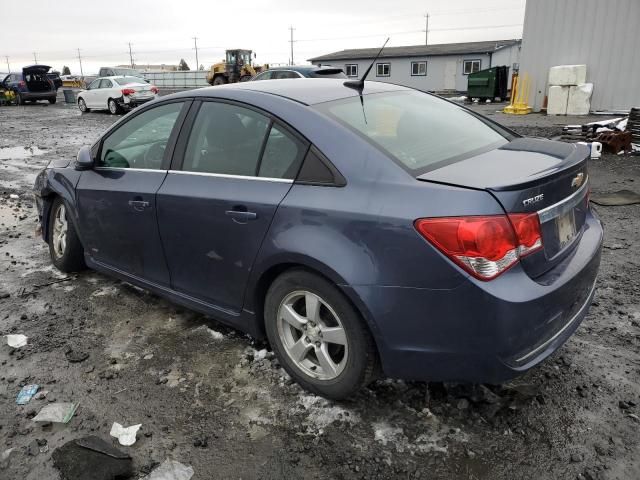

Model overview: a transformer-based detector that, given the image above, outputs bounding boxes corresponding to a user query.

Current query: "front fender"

[34,166,83,245]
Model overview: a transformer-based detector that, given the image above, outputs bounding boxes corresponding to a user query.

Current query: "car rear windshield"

[114,77,144,85]
[309,69,347,79]
[315,91,513,175]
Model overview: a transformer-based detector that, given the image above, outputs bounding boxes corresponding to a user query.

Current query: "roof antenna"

[344,37,389,93]
[344,37,389,124]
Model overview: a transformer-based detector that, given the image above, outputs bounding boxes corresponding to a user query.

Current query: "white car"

[77,76,159,114]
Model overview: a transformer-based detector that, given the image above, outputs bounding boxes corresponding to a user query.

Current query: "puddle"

[0,146,47,160]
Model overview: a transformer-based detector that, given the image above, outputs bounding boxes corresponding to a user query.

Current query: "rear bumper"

[21,91,56,100]
[346,210,603,383]
[120,94,157,108]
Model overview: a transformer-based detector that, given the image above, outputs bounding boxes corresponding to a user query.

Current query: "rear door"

[76,100,190,285]
[157,99,308,312]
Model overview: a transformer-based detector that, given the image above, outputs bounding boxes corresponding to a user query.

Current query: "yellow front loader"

[206,49,267,85]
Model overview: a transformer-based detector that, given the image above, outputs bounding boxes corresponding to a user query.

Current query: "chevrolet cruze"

[34,79,603,399]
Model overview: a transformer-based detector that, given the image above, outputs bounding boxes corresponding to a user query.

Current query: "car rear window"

[315,91,513,175]
[310,69,346,79]
[114,76,145,85]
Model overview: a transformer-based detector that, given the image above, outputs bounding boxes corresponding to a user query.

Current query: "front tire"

[78,97,89,112]
[48,97,57,104]
[48,198,86,273]
[265,270,378,400]
[108,98,120,115]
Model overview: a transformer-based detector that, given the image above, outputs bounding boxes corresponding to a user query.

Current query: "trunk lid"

[23,64,51,75]
[417,138,590,278]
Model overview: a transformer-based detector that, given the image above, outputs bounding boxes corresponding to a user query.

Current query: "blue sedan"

[34,79,603,399]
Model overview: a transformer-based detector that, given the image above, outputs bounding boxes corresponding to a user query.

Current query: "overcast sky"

[0,0,525,75]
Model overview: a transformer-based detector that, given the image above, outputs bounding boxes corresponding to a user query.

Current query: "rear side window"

[182,102,270,176]
[315,91,512,175]
[272,71,300,79]
[258,125,306,179]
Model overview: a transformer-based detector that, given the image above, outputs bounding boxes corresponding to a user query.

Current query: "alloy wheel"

[276,290,349,380]
[109,99,117,114]
[78,98,86,112]
[52,203,68,259]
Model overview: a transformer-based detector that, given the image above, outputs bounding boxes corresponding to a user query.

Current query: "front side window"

[182,102,270,176]
[376,63,390,77]
[100,102,184,169]
[345,64,358,77]
[316,91,512,175]
[88,79,100,90]
[253,71,273,81]
[463,60,481,75]
[411,61,427,76]
[272,70,300,79]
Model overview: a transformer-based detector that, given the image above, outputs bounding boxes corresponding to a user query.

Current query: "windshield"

[114,76,145,85]
[316,91,513,174]
[113,68,141,76]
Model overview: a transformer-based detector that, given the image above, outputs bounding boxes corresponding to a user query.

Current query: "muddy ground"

[0,100,638,480]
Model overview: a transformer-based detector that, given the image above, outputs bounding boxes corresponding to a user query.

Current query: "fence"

[142,70,209,90]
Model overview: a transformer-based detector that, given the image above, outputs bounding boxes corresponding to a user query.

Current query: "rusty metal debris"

[596,130,633,154]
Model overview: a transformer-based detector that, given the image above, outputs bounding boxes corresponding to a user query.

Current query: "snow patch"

[297,394,360,434]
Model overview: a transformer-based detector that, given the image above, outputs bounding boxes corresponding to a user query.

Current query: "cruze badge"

[571,172,585,188]
[522,194,544,207]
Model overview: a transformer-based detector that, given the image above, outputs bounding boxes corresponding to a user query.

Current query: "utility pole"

[77,48,84,76]
[128,42,134,68]
[5,56,10,73]
[193,37,199,71]
[33,52,38,63]
[289,26,295,66]
[424,13,430,45]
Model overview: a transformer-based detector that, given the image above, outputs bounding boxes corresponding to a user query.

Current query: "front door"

[157,100,308,311]
[77,100,189,285]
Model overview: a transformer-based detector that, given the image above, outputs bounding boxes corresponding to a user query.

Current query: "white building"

[519,0,640,112]
[308,39,521,93]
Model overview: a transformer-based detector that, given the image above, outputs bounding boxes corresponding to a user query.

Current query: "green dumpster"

[467,66,508,101]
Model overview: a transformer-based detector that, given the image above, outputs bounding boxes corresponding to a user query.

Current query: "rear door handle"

[225,209,257,223]
[128,200,150,211]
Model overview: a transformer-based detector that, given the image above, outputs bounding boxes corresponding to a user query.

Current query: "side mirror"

[75,145,94,170]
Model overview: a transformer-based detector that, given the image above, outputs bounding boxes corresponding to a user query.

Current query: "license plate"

[556,210,576,248]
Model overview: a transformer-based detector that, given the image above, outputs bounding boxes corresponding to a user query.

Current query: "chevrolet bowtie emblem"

[571,172,585,188]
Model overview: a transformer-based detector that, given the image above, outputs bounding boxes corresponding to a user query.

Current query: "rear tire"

[264,269,379,400]
[48,97,56,104]
[48,197,86,273]
[108,98,120,114]
[15,92,24,105]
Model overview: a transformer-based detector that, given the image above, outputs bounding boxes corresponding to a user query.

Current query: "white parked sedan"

[77,76,159,114]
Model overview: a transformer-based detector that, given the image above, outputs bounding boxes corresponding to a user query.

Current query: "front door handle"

[128,200,150,212]
[225,208,257,223]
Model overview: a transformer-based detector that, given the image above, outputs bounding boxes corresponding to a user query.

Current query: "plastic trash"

[52,436,133,480]
[6,334,28,348]
[110,422,142,446]
[33,402,79,423]
[16,384,39,405]
[141,459,194,480]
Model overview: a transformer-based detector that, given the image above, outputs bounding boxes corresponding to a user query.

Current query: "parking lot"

[1,100,639,479]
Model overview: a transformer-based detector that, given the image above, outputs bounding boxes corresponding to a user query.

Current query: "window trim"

[376,63,390,77]
[345,64,358,77]
[463,59,481,75]
[95,98,192,171]
[410,61,427,76]
[171,98,311,182]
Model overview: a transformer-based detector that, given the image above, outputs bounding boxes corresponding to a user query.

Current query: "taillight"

[414,214,542,280]
[150,86,159,94]
[122,88,136,96]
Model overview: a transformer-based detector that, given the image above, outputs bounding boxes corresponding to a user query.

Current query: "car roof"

[174,78,410,105]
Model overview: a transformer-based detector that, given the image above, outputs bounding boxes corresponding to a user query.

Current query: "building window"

[376,63,390,77]
[345,64,358,77]
[463,60,481,75]
[411,61,427,76]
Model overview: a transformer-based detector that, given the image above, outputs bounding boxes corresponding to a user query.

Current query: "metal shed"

[519,0,640,112]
